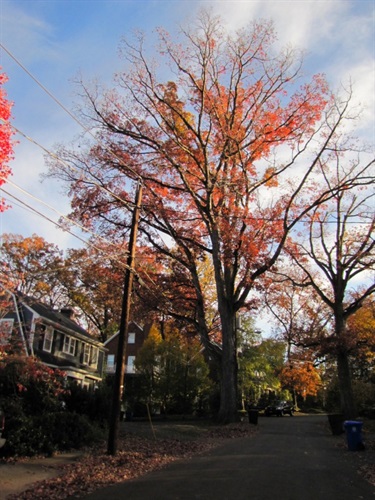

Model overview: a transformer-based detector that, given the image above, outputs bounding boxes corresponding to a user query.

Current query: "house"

[104,321,152,376]
[0,291,106,388]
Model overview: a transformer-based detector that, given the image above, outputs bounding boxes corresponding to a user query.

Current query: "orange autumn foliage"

[280,361,321,400]
[0,69,15,211]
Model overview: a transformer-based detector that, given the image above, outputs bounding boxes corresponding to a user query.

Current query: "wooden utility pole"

[107,183,143,455]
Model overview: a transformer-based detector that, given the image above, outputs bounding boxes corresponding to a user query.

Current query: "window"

[107,354,115,372]
[90,347,98,368]
[0,318,14,344]
[43,326,54,352]
[83,344,91,365]
[128,332,135,344]
[63,335,76,356]
[82,344,98,367]
[126,355,135,374]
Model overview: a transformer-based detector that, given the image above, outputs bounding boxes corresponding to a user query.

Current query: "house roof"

[104,321,144,346]
[17,293,101,345]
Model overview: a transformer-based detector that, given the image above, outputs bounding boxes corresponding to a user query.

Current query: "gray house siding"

[1,292,106,388]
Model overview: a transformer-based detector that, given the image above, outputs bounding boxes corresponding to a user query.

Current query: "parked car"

[0,408,5,448]
[265,400,294,417]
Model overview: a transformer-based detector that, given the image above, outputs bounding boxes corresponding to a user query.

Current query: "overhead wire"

[0,42,180,295]
[0,45,193,353]
[0,42,148,267]
[0,43,169,294]
[0,42,143,184]
[5,178,130,253]
[0,43,208,328]
[1,188,136,271]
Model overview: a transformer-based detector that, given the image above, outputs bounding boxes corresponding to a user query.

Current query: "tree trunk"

[336,348,357,419]
[334,306,357,419]
[217,305,239,423]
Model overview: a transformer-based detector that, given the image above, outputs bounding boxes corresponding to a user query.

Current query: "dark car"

[265,400,294,417]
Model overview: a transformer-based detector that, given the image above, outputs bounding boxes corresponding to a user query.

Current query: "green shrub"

[0,355,107,457]
[2,413,50,457]
[1,411,104,457]
[42,412,105,450]
[63,380,112,426]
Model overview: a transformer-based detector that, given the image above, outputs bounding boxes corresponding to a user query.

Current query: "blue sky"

[0,0,374,334]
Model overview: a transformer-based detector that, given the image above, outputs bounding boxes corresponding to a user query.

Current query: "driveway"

[82,415,375,500]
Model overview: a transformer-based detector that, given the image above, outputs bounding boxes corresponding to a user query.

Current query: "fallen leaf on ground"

[8,423,257,499]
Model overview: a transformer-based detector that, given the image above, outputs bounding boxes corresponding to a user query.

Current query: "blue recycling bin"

[343,420,363,451]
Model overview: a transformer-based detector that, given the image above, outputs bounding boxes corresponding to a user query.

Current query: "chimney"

[60,307,75,320]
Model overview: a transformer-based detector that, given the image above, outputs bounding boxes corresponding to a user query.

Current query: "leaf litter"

[7,422,258,499]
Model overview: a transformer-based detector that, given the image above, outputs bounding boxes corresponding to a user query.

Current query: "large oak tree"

[49,12,370,421]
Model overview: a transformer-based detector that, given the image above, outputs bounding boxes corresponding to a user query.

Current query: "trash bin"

[327,414,345,435]
[248,409,258,425]
[343,420,364,451]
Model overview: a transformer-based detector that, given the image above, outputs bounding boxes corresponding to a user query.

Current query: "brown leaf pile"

[9,422,257,499]
[358,438,375,487]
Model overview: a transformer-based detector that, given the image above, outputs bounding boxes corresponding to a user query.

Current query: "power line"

[0,45,209,316]
[0,42,142,183]
[3,189,98,250]
[5,178,130,255]
[0,189,136,273]
[1,190,178,319]
[1,118,135,211]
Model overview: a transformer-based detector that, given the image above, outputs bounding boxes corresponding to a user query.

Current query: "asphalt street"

[82,414,375,500]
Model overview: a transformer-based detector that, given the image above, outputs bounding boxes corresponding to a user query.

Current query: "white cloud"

[208,0,346,47]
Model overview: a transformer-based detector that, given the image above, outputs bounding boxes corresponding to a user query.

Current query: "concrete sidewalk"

[0,452,83,499]
[81,415,375,500]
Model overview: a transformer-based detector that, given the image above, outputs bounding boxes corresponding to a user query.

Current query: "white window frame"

[126,355,136,374]
[128,332,135,344]
[83,344,91,365]
[107,354,115,372]
[90,346,98,368]
[63,335,77,356]
[43,326,54,353]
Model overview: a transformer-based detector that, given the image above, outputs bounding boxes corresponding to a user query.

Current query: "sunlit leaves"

[0,233,64,307]
[0,69,15,211]
[280,358,321,399]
